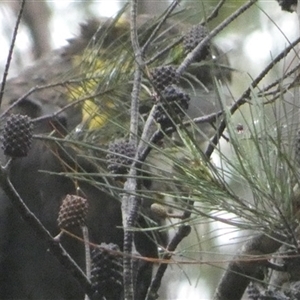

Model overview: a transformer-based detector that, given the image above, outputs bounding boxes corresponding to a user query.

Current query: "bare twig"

[0,79,81,119]
[0,0,26,109]
[0,165,93,298]
[142,0,181,54]
[205,35,300,159]
[122,0,144,298]
[82,225,91,300]
[258,63,300,97]
[203,0,227,24]
[176,0,258,77]
[146,0,226,66]
[146,225,191,300]
[146,36,183,65]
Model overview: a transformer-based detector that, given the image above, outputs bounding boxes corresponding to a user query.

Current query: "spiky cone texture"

[91,243,123,299]
[154,84,190,128]
[246,282,261,300]
[183,24,210,61]
[2,114,33,158]
[150,65,180,91]
[106,139,136,176]
[57,194,88,230]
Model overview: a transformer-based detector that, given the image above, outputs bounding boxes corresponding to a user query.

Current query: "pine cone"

[154,85,190,128]
[261,289,289,300]
[162,85,190,111]
[91,243,123,299]
[276,0,297,12]
[57,194,88,230]
[2,114,33,158]
[183,24,210,61]
[107,139,136,175]
[247,282,261,300]
[153,106,174,129]
[150,65,179,91]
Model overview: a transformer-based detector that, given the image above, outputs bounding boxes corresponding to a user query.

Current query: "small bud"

[151,203,168,219]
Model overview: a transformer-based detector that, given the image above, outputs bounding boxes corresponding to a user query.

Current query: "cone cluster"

[149,31,201,129]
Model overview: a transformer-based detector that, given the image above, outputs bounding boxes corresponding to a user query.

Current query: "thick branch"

[122,1,144,299]
[213,233,283,300]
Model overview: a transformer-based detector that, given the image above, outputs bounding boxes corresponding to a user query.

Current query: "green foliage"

[5,1,300,299]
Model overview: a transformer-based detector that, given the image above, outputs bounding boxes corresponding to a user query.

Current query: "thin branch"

[176,0,258,77]
[205,35,300,159]
[203,0,227,24]
[0,165,93,298]
[146,36,183,65]
[82,226,91,300]
[0,79,81,119]
[145,0,226,66]
[0,0,26,109]
[129,0,143,143]
[142,0,181,54]
[146,225,191,300]
[258,63,300,96]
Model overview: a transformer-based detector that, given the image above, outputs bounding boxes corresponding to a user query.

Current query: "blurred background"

[0,1,298,299]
